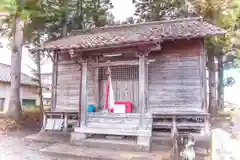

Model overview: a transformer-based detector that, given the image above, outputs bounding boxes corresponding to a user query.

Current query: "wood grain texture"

[51,53,58,110]
[99,80,139,111]
[139,56,147,128]
[56,59,81,110]
[87,66,95,105]
[94,68,100,108]
[80,62,88,127]
[201,42,208,112]
[148,39,203,111]
[77,113,153,136]
[86,113,140,133]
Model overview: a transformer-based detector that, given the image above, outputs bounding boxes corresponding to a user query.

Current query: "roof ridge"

[0,62,33,80]
[70,17,202,35]
[32,16,225,52]
[0,63,10,68]
[38,17,203,47]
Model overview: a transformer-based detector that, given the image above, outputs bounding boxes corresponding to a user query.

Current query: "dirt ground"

[0,112,233,160]
[0,130,78,160]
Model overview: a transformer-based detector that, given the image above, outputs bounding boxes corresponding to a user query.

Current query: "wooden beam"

[80,62,88,127]
[51,52,58,110]
[139,56,148,128]
[57,42,159,58]
[91,59,155,68]
[54,41,157,53]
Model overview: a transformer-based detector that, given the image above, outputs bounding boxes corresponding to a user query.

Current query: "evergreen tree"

[0,0,44,120]
[133,0,190,22]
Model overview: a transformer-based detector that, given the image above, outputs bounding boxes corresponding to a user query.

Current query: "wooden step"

[41,142,171,160]
[71,137,142,152]
[152,132,210,149]
[74,127,139,136]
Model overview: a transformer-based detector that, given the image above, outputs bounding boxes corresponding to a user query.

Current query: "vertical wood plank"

[199,51,204,111]
[115,80,120,101]
[139,56,147,127]
[145,59,149,111]
[134,80,139,112]
[51,53,56,110]
[64,113,68,132]
[81,62,88,127]
[94,68,99,108]
[55,53,59,110]
[202,46,208,112]
[99,80,103,108]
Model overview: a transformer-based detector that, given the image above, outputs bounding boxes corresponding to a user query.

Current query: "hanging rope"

[106,66,111,76]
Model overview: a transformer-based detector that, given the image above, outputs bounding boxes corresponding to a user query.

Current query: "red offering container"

[114,101,133,113]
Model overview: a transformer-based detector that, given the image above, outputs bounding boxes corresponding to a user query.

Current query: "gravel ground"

[0,131,77,160]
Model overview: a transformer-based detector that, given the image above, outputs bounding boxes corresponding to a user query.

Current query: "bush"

[0,119,23,134]
[22,106,43,124]
[0,105,51,133]
[22,105,51,128]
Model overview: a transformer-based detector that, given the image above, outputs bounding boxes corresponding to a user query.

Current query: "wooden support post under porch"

[80,61,88,128]
[137,51,152,152]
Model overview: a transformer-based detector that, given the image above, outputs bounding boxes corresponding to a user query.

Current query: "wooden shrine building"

[34,17,225,151]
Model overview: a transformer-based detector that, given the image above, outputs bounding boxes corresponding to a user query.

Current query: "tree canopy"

[0,0,114,45]
[0,0,114,120]
[133,0,193,22]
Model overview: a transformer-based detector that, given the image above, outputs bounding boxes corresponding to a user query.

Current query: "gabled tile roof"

[42,17,226,51]
[0,63,37,86]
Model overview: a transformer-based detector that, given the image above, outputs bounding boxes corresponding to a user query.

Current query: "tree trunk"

[217,53,224,110]
[62,0,69,37]
[6,17,24,120]
[76,0,84,29]
[36,51,44,125]
[208,54,218,116]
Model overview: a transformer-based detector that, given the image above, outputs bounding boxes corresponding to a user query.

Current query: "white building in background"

[0,35,53,107]
[0,63,39,111]
[41,72,52,106]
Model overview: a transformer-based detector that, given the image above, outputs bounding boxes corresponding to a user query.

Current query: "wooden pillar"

[94,68,99,108]
[139,55,147,127]
[202,52,208,112]
[80,62,88,128]
[51,52,58,110]
[138,54,151,152]
[200,41,208,112]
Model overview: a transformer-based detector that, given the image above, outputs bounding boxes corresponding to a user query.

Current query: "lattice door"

[99,65,139,112]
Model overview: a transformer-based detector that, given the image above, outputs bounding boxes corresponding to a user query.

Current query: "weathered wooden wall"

[148,39,204,112]
[56,54,81,110]
[87,66,95,106]
[55,39,205,112]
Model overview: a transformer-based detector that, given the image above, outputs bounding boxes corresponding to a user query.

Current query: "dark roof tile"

[43,17,226,50]
[0,63,37,86]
